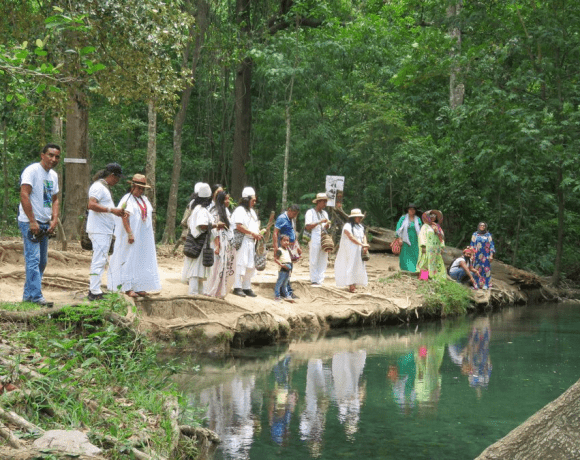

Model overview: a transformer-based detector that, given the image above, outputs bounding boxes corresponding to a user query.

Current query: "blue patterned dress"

[470,232,495,289]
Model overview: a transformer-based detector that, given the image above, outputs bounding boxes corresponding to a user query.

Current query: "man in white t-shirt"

[18,144,61,306]
[304,193,330,285]
[86,163,126,301]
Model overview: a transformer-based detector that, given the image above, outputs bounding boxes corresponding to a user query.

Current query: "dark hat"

[407,203,418,211]
[104,162,124,178]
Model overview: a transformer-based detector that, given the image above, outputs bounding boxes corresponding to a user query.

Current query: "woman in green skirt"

[395,204,422,272]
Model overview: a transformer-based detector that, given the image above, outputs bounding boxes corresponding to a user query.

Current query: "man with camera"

[18,144,62,307]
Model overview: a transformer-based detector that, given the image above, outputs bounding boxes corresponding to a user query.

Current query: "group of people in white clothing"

[86,163,161,301]
[181,184,262,298]
[18,145,369,306]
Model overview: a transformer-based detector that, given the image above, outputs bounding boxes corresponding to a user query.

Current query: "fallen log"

[476,377,580,460]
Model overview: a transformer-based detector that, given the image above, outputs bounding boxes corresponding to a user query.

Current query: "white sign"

[63,158,87,164]
[325,175,344,208]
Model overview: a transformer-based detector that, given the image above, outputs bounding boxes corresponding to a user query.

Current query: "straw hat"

[349,208,364,218]
[427,209,443,223]
[128,173,151,188]
[242,186,256,198]
[312,192,329,203]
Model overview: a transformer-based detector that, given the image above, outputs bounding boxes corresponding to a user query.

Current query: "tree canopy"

[1,0,579,284]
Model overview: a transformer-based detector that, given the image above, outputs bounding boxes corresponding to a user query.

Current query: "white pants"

[89,233,113,294]
[234,266,255,290]
[188,277,205,295]
[309,242,328,284]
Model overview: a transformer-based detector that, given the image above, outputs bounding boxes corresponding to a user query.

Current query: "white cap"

[198,183,211,198]
[194,182,203,194]
[242,186,256,198]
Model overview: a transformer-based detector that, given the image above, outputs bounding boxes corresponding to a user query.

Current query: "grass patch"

[0,301,45,312]
[418,278,473,317]
[0,295,206,458]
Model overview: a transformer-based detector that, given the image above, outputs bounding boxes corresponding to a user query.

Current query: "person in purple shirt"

[273,204,301,299]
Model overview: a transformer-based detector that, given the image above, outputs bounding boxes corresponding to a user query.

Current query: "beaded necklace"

[134,195,147,222]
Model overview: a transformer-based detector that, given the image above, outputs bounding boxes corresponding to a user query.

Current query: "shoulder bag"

[202,224,214,267]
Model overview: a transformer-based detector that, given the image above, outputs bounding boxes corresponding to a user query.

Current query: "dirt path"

[0,237,559,348]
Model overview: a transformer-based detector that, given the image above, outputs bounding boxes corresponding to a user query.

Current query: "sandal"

[348,285,356,293]
[125,290,139,298]
[136,291,149,297]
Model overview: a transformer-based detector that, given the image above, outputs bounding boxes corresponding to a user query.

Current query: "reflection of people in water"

[199,375,257,460]
[331,350,367,441]
[300,359,332,458]
[448,318,492,397]
[269,355,298,446]
[414,345,444,414]
[387,352,417,414]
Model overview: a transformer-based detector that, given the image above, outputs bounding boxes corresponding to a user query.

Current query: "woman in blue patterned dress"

[470,222,496,290]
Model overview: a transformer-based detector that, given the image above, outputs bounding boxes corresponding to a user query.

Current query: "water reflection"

[269,356,297,446]
[448,317,492,396]
[300,359,331,457]
[199,376,259,460]
[182,304,580,460]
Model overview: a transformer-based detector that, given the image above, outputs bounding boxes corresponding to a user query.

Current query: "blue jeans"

[18,220,50,302]
[275,264,292,298]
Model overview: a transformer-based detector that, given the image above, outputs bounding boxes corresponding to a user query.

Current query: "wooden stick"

[0,407,44,434]
[167,320,235,331]
[0,421,24,449]
[163,396,180,459]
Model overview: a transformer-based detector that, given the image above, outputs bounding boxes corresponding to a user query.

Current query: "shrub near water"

[418,278,473,317]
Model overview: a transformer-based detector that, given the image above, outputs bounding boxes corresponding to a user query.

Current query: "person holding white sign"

[305,193,330,286]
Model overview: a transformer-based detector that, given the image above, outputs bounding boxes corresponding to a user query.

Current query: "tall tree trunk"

[512,186,523,266]
[63,90,90,240]
[281,73,295,211]
[161,0,209,244]
[1,119,8,229]
[448,1,464,109]
[232,0,252,200]
[552,165,564,286]
[145,99,157,232]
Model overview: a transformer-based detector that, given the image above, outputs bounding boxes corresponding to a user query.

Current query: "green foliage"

[2,0,580,282]
[418,278,472,317]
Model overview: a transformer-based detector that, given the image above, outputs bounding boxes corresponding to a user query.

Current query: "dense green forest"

[1,0,579,285]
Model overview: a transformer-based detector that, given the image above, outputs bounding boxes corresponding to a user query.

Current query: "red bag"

[390,238,402,255]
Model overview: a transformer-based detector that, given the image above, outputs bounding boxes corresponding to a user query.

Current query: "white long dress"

[204,208,236,298]
[231,206,259,274]
[108,193,161,293]
[334,223,368,287]
[181,205,213,283]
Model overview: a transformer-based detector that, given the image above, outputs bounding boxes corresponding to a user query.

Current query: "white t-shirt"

[86,180,116,234]
[18,163,59,223]
[305,208,329,241]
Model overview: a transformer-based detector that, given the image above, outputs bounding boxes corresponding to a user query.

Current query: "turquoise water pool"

[178,303,580,459]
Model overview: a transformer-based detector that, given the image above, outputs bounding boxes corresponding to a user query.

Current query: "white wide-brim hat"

[198,183,212,198]
[242,186,256,198]
[349,208,364,218]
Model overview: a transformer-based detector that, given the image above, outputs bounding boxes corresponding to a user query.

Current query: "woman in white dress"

[108,174,161,297]
[335,209,369,293]
[205,191,236,298]
[181,183,214,295]
[231,186,263,297]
